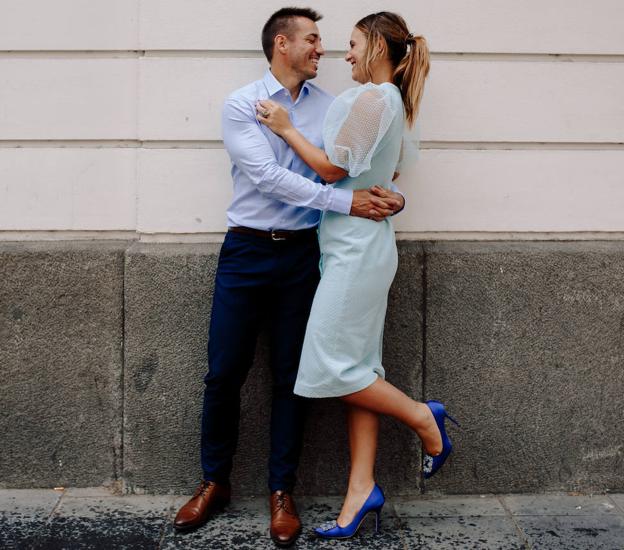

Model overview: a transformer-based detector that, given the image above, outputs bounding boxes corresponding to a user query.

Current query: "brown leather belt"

[228,226,317,242]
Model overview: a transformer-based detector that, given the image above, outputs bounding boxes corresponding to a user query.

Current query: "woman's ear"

[376,36,387,58]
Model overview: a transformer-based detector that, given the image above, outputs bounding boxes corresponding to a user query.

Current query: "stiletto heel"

[446,413,460,427]
[374,509,381,533]
[314,484,385,539]
[423,400,460,479]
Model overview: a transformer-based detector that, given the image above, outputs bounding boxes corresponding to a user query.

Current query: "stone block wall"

[1,241,622,495]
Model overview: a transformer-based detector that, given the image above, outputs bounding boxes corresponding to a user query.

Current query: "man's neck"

[269,66,304,102]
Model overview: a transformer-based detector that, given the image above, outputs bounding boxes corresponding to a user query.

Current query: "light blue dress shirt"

[222,70,354,231]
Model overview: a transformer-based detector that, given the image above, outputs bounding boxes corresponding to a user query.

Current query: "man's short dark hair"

[261,7,322,62]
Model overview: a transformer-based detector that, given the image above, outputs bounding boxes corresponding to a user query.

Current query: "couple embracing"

[173,7,457,547]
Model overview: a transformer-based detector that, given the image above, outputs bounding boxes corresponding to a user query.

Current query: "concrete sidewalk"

[1,488,623,549]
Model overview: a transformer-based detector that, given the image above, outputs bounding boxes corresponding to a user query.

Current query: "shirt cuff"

[327,188,353,215]
[392,196,405,216]
[390,183,405,216]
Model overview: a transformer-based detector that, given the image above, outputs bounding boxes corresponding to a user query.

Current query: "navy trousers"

[200,230,320,492]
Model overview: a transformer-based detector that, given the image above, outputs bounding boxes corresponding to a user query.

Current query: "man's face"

[282,17,324,80]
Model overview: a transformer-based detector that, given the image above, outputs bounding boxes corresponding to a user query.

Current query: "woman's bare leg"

[341,378,443,455]
[336,404,378,526]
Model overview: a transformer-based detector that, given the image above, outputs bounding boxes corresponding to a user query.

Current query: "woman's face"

[345,27,369,83]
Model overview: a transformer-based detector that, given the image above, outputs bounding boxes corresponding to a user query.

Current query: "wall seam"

[1,51,623,62]
[118,248,127,494]
[420,243,428,494]
[2,140,624,150]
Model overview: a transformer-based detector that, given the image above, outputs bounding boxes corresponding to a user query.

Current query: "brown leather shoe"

[173,480,231,532]
[269,491,302,548]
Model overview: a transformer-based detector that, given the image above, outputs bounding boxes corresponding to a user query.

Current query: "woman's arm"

[280,127,347,183]
[257,100,347,183]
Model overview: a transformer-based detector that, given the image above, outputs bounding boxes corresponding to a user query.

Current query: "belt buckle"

[271,230,287,241]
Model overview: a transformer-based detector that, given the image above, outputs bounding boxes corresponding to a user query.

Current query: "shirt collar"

[263,70,284,97]
[263,69,311,99]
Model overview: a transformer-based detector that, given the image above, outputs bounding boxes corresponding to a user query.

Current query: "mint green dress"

[294,82,405,398]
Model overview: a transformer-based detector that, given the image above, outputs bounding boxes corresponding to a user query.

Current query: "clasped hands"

[256,100,404,222]
[352,186,403,222]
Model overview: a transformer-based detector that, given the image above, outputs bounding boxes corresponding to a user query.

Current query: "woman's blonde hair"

[355,12,430,127]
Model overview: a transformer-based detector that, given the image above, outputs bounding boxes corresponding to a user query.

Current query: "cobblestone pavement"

[1,488,623,549]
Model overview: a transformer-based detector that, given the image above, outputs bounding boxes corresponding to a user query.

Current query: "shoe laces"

[193,480,215,499]
[274,492,295,515]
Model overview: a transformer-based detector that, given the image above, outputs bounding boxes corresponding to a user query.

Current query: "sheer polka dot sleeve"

[322,83,400,178]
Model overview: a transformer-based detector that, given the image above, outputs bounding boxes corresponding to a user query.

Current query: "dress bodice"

[323,82,405,191]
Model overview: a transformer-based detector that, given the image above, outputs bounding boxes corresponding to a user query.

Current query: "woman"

[257,12,458,539]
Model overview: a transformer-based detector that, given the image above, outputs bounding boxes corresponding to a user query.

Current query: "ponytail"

[393,35,430,128]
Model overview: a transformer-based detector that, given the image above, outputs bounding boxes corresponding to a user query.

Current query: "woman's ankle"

[347,478,375,495]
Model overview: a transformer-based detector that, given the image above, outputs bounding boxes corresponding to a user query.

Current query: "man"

[173,7,404,547]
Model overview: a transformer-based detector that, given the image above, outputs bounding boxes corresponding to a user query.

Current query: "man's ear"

[274,34,288,56]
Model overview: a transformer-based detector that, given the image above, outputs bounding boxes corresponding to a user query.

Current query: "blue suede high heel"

[423,400,460,479]
[314,484,385,539]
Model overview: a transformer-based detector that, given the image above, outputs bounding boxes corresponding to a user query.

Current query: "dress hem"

[294,372,380,399]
